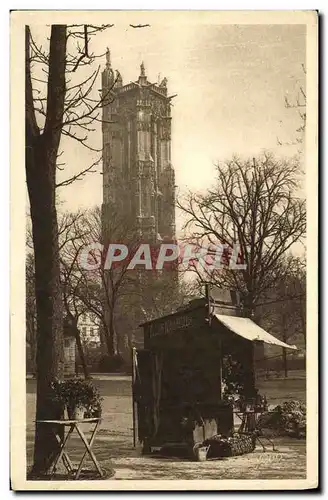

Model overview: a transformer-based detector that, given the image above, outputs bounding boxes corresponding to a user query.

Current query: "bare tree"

[135,272,196,322]
[277,63,306,148]
[177,152,306,318]
[27,210,91,378]
[26,21,153,474]
[57,205,140,357]
[59,211,91,379]
[26,23,115,475]
[60,205,193,358]
[78,206,142,357]
[258,256,306,376]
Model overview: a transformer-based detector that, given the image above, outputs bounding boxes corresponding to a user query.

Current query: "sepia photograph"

[10,10,318,490]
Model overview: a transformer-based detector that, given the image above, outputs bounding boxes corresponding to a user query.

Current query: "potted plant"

[51,379,103,420]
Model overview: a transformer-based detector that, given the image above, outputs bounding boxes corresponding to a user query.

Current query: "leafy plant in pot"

[51,379,103,420]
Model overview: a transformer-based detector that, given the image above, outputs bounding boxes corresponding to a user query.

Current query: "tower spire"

[106,47,111,69]
[138,61,147,86]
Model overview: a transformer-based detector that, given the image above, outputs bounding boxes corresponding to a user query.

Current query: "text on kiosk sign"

[149,314,194,338]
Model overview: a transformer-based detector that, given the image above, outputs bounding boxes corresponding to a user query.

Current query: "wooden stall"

[132,286,296,457]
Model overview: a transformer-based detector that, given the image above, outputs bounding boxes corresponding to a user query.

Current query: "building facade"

[78,313,101,347]
[101,50,177,349]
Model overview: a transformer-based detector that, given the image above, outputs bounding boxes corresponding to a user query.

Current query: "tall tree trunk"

[282,348,288,378]
[108,309,116,356]
[299,295,306,347]
[74,324,90,379]
[26,25,67,475]
[101,318,115,357]
[98,324,107,355]
[103,326,115,357]
[282,326,288,378]
[27,315,37,374]
[102,301,115,357]
[63,308,90,380]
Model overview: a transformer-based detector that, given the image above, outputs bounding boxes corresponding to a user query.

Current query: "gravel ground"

[26,375,306,480]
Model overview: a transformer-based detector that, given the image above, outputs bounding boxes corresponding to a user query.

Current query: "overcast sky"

[30,21,306,232]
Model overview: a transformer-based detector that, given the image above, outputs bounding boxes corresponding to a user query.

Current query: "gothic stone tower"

[101,50,177,349]
[102,50,175,243]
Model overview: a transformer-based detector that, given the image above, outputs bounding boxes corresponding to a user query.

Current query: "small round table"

[36,418,109,479]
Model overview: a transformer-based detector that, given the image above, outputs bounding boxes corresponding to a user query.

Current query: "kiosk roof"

[214,314,297,350]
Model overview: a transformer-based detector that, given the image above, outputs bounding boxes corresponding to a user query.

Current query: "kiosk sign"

[149,313,194,338]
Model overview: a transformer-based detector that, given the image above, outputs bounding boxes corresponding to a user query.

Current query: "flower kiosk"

[132,286,296,460]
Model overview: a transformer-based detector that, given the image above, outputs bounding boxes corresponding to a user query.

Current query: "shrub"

[51,378,103,417]
[257,400,306,438]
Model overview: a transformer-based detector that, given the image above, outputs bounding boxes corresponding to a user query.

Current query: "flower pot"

[194,445,209,462]
[67,405,86,420]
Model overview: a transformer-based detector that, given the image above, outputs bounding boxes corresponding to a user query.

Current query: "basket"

[204,433,256,458]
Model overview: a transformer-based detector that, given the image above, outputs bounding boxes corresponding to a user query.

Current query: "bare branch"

[178,153,305,313]
[56,157,101,188]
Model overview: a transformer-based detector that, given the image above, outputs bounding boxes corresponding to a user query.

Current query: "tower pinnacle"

[106,47,112,69]
[140,61,146,77]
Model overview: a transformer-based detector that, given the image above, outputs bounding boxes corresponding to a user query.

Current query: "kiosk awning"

[214,314,297,350]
